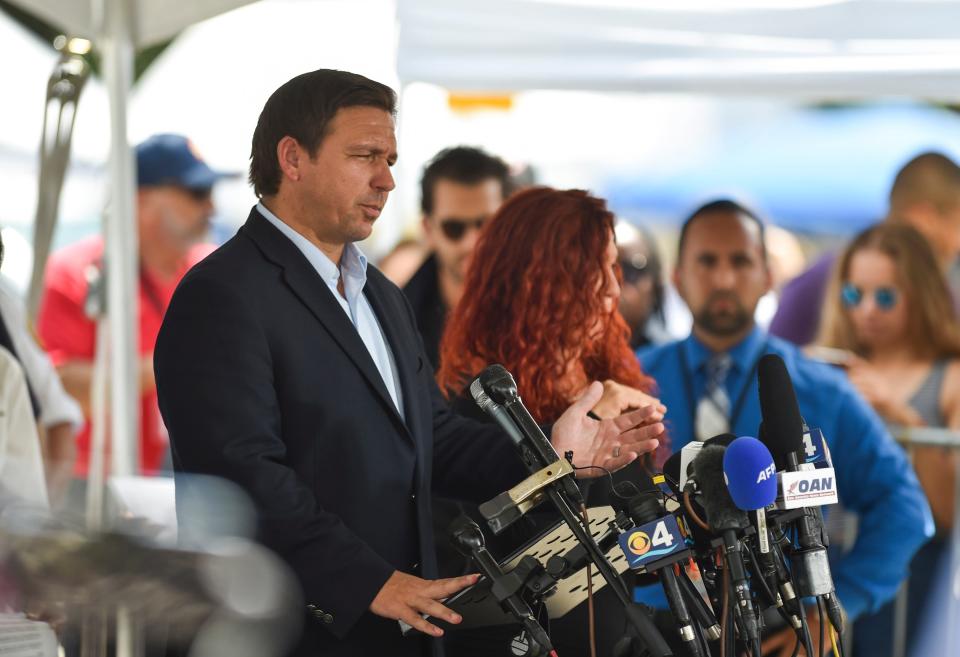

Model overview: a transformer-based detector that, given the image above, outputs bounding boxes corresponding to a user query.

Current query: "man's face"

[140,185,214,253]
[423,178,504,284]
[296,106,397,245]
[674,211,772,338]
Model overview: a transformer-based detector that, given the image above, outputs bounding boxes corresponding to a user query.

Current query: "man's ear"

[422,215,437,249]
[671,265,684,301]
[276,136,303,183]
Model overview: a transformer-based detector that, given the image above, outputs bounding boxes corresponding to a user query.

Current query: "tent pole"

[100,0,140,481]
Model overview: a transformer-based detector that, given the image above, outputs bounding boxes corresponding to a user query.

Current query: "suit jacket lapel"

[363,276,424,443]
[241,209,412,440]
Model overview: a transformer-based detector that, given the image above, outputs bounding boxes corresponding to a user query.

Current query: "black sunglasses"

[181,187,213,202]
[439,218,485,242]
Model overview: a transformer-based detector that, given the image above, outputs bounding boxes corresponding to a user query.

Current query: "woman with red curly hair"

[435,187,665,657]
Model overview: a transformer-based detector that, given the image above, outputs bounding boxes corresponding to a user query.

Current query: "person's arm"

[912,361,960,533]
[56,355,155,417]
[36,422,74,504]
[828,384,933,620]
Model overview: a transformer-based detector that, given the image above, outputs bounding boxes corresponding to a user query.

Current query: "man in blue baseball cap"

[37,134,231,479]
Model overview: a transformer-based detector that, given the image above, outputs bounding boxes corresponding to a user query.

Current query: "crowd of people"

[0,67,957,657]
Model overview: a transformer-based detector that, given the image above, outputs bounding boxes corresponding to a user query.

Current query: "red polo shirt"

[38,236,214,476]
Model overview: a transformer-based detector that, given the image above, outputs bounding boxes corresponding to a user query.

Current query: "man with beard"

[635,199,930,656]
[38,133,224,477]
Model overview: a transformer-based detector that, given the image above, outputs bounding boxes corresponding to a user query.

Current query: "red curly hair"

[437,187,656,426]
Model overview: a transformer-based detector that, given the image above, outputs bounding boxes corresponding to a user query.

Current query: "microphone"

[618,488,708,657]
[757,354,844,633]
[691,444,760,647]
[722,436,803,627]
[449,517,554,654]
[470,376,524,446]
[723,436,777,512]
[473,365,584,506]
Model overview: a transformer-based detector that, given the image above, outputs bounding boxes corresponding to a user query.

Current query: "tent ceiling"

[5,0,257,46]
[397,0,960,98]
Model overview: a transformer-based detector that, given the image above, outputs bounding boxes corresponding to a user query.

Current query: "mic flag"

[723,436,778,511]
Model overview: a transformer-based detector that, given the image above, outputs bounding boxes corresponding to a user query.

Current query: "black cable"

[743,541,793,627]
[797,598,815,657]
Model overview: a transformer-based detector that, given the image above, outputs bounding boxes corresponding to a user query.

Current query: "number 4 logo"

[652,520,675,548]
[803,432,817,458]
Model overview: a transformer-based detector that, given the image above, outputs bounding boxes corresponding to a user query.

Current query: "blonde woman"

[819,222,958,657]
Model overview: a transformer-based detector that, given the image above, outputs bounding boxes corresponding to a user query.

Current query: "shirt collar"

[682,324,766,373]
[257,202,368,303]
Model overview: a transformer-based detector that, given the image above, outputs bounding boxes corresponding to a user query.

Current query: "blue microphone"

[723,436,777,511]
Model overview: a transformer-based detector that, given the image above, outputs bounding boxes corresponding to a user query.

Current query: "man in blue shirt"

[637,199,933,655]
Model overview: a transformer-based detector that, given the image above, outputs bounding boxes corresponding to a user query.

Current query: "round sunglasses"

[841,283,899,310]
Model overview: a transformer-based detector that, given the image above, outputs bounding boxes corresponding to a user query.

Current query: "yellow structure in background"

[447,92,514,113]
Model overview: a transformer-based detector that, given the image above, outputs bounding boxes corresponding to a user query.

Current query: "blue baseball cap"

[136,133,232,190]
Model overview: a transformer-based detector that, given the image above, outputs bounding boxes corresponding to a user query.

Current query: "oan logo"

[756,463,776,483]
[795,476,834,493]
[781,467,840,510]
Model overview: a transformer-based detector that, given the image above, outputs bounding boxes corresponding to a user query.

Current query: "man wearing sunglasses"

[636,199,931,656]
[403,147,512,370]
[37,133,228,479]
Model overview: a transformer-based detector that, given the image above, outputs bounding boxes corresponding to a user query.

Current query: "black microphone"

[473,365,584,505]
[757,355,844,633]
[619,488,707,657]
[691,444,761,647]
[450,518,554,653]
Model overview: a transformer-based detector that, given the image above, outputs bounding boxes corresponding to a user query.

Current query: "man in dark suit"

[154,69,665,656]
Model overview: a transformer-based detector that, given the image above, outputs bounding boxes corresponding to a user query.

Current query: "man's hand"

[369,571,479,637]
[553,381,664,475]
[590,379,666,420]
[761,609,830,657]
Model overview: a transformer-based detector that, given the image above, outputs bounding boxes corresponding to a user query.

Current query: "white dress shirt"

[0,276,83,431]
[0,346,49,509]
[257,203,405,419]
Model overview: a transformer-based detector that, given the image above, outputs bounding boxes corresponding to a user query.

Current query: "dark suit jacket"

[155,208,525,656]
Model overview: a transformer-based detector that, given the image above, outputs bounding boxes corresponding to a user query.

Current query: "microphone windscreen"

[691,444,748,532]
[478,364,518,405]
[757,354,805,470]
[723,436,777,511]
[703,433,738,448]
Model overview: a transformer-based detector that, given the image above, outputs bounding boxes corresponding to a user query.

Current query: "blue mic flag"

[723,436,778,511]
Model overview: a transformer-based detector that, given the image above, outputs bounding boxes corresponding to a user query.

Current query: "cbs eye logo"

[628,531,652,556]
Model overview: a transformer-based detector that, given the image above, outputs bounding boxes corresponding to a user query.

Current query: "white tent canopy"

[397,0,960,98]
[14,0,257,47]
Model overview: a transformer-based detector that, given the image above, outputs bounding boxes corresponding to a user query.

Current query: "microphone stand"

[475,365,672,657]
[502,407,672,656]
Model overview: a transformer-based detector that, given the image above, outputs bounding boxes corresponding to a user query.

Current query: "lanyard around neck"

[678,337,768,437]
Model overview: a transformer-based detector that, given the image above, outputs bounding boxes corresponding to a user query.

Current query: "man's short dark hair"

[249,69,397,198]
[420,147,511,216]
[677,198,767,261]
[889,151,960,216]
